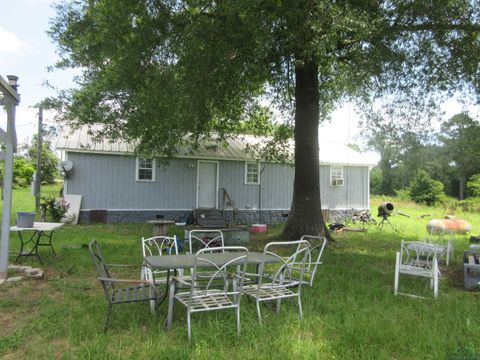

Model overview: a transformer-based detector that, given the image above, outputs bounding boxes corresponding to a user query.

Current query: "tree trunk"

[459,175,465,200]
[282,60,330,240]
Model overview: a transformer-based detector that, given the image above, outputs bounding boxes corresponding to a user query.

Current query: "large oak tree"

[50,0,480,239]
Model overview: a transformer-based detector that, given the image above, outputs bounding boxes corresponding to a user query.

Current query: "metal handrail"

[220,188,237,225]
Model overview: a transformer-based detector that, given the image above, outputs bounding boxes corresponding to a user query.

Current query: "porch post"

[0,75,19,281]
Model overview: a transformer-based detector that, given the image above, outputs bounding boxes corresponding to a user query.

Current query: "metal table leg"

[36,230,57,256]
[15,231,42,263]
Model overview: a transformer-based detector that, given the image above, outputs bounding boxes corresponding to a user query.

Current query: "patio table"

[144,251,279,328]
[10,222,64,263]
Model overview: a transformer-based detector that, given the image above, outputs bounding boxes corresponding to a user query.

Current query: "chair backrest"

[188,230,225,254]
[400,240,438,270]
[142,235,179,257]
[88,239,114,295]
[259,240,310,287]
[300,235,327,286]
[190,246,249,298]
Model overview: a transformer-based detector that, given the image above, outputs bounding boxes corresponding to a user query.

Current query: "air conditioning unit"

[331,178,344,186]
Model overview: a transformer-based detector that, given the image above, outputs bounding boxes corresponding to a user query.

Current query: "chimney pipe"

[6,75,19,92]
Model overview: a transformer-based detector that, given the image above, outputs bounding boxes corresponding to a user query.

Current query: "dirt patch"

[0,312,20,337]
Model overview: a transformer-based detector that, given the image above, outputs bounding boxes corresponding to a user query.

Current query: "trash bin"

[16,212,35,228]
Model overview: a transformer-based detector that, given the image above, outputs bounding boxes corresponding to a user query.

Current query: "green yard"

[1,185,479,359]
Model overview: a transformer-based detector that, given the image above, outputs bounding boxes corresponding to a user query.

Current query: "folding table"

[10,222,64,263]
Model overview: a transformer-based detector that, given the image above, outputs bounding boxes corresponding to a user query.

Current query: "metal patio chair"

[188,229,225,254]
[88,239,159,332]
[141,235,180,284]
[299,235,327,287]
[242,240,310,324]
[187,229,226,281]
[394,240,440,298]
[169,246,249,341]
[141,235,187,311]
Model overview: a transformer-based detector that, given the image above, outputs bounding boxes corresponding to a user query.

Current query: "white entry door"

[197,161,218,208]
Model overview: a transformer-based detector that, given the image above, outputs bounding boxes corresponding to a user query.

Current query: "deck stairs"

[195,209,227,228]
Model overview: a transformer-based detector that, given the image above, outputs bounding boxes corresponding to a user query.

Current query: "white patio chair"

[186,230,226,281]
[394,240,440,298]
[299,235,327,287]
[188,229,225,254]
[141,235,180,284]
[426,234,453,266]
[141,235,188,312]
[169,246,249,341]
[242,240,310,324]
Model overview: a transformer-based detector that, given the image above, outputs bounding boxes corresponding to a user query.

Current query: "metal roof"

[56,126,376,166]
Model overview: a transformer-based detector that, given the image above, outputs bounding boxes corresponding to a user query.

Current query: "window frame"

[330,165,344,187]
[244,162,260,185]
[136,157,156,182]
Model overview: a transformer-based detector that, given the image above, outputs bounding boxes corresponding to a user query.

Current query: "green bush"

[12,157,35,188]
[408,170,445,206]
[395,188,411,201]
[467,174,480,198]
[370,167,383,195]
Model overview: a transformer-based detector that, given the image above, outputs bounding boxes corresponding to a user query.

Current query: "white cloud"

[0,25,26,55]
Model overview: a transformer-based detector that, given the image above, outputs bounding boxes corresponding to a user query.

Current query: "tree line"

[0,134,59,189]
[365,112,480,204]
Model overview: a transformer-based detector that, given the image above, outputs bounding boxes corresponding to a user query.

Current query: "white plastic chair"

[394,240,440,298]
[170,246,249,341]
[242,240,310,324]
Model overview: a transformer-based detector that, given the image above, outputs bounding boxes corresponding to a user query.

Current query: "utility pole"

[35,106,43,215]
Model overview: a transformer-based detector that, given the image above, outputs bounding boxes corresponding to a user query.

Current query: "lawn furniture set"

[89,230,327,339]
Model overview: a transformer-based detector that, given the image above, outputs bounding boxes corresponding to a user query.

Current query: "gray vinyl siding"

[219,162,294,210]
[66,152,369,211]
[319,165,369,210]
[66,152,196,209]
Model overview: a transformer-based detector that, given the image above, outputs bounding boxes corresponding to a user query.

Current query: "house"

[55,127,376,225]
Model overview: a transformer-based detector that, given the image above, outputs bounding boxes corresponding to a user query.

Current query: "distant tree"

[369,167,383,195]
[439,113,480,200]
[21,134,60,185]
[0,156,36,188]
[467,174,480,198]
[409,170,445,206]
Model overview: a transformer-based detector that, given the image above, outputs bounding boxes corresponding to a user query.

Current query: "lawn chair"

[186,229,226,282]
[141,235,180,285]
[169,246,249,341]
[299,235,327,287]
[88,239,159,331]
[394,240,440,298]
[242,240,309,324]
[188,229,225,254]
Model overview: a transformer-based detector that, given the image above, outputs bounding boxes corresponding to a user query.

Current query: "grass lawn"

[1,185,480,359]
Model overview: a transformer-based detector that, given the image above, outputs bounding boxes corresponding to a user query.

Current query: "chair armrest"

[174,276,193,287]
[97,277,156,287]
[105,263,144,268]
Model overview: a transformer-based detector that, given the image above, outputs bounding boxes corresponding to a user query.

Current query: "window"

[330,166,344,186]
[136,158,155,182]
[245,162,260,185]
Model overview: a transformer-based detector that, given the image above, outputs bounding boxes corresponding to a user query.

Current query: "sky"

[0,0,477,162]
